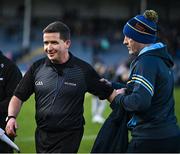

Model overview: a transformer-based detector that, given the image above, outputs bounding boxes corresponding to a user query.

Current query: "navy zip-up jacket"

[14,52,113,131]
[114,42,180,139]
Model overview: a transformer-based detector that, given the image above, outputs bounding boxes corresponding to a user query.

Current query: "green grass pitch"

[13,88,180,153]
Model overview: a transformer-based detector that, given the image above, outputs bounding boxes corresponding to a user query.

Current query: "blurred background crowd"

[0,0,180,85]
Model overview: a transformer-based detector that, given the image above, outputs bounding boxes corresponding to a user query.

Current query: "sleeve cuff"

[112,82,126,89]
[110,94,124,110]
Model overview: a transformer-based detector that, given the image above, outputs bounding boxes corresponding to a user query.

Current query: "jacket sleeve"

[114,57,157,112]
[112,82,126,89]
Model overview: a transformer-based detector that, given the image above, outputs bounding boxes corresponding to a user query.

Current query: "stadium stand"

[0,0,180,85]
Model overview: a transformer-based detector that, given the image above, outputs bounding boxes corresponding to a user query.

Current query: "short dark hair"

[43,21,71,41]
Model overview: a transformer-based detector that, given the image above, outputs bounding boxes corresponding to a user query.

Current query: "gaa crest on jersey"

[35,81,43,86]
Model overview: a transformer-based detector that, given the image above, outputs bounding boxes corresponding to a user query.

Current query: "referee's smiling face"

[43,32,71,64]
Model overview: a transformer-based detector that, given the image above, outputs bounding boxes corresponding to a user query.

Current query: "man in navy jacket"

[110,10,180,152]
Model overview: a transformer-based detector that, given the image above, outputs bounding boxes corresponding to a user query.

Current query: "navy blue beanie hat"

[123,10,158,44]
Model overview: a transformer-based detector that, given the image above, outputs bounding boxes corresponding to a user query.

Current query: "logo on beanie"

[123,12,158,44]
[135,23,146,32]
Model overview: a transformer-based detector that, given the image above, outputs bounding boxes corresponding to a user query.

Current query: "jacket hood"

[138,42,174,68]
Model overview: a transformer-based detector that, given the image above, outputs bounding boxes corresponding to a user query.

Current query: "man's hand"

[116,88,126,95]
[5,118,18,137]
[108,88,127,103]
[100,78,112,86]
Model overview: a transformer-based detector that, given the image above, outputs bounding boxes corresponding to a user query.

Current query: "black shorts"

[127,135,180,153]
[35,127,84,153]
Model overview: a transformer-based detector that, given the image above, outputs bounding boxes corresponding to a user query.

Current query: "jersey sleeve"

[14,64,36,102]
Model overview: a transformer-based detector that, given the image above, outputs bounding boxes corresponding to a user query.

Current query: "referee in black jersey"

[5,21,116,153]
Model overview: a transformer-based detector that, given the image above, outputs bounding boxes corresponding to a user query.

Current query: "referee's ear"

[65,40,71,49]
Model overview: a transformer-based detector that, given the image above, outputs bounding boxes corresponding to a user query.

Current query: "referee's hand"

[5,118,17,137]
[100,78,112,86]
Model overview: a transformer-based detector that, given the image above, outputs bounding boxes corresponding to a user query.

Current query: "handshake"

[100,78,126,102]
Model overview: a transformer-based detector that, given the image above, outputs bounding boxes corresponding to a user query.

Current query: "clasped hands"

[100,78,126,102]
